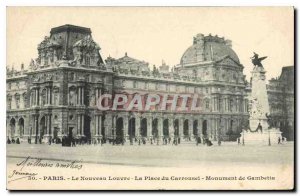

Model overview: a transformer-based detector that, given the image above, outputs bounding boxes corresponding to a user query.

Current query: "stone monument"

[241,53,282,145]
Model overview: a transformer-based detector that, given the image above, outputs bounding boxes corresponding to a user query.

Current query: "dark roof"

[50,24,91,35]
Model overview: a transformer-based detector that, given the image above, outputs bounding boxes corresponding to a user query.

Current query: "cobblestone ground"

[7,141,294,167]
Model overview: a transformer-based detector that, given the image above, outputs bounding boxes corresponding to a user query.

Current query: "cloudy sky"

[7,7,294,80]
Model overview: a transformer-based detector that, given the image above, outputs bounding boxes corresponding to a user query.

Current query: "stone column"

[81,115,84,136]
[35,115,39,143]
[35,89,39,106]
[49,114,52,136]
[158,117,163,144]
[94,115,98,136]
[49,87,52,105]
[147,117,152,139]
[136,116,141,137]
[179,118,184,139]
[77,114,80,135]
[99,115,102,137]
[81,87,84,105]
[189,118,193,139]
[169,118,174,138]
[124,116,128,141]
[198,117,203,141]
[15,118,20,138]
[78,87,81,105]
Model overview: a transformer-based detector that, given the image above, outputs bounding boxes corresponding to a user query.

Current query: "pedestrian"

[7,137,11,144]
[237,138,240,145]
[28,137,31,144]
[278,137,281,144]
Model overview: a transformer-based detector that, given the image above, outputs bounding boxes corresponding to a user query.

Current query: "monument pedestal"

[241,128,282,145]
[239,65,282,145]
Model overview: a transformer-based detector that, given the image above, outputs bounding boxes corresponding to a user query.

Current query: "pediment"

[215,55,242,67]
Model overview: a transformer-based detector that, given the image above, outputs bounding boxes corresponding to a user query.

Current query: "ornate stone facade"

[7,24,251,143]
[267,66,294,140]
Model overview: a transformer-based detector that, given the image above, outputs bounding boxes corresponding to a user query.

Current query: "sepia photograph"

[5,6,294,190]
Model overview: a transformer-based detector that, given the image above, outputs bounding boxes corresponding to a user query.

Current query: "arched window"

[15,93,20,109]
[53,87,59,106]
[7,95,12,110]
[205,99,210,110]
[69,86,77,105]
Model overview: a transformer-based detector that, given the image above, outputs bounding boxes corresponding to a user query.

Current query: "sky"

[7,7,294,80]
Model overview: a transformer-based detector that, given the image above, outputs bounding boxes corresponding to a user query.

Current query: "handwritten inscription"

[8,156,83,183]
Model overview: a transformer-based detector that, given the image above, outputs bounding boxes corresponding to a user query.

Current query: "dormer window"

[85,56,90,66]
[45,57,48,65]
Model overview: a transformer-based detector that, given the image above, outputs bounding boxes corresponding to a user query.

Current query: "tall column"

[15,119,20,138]
[179,118,184,139]
[99,115,102,137]
[94,115,98,136]
[76,87,79,105]
[198,118,203,139]
[81,115,84,136]
[35,89,38,106]
[45,115,49,135]
[169,118,174,138]
[49,88,52,105]
[78,88,82,105]
[136,116,140,137]
[81,87,84,105]
[189,118,193,138]
[158,117,163,144]
[35,115,39,143]
[77,114,80,135]
[95,88,98,106]
[124,116,128,140]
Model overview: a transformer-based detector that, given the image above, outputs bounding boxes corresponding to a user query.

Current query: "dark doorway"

[174,119,179,136]
[116,118,124,138]
[152,118,158,138]
[193,120,198,136]
[202,120,207,135]
[128,118,136,139]
[40,116,46,138]
[9,118,16,137]
[141,118,147,137]
[18,118,24,137]
[68,127,74,138]
[184,119,189,137]
[84,115,91,139]
[163,119,169,137]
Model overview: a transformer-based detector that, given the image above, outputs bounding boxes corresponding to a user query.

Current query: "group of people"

[7,134,216,147]
[6,137,20,144]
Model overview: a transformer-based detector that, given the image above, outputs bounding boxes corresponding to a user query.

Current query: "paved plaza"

[7,142,294,168]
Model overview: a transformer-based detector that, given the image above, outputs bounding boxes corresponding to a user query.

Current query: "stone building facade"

[7,24,251,143]
[267,66,294,140]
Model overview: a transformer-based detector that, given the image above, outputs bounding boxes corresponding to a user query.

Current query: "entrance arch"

[193,120,198,136]
[152,118,158,138]
[9,118,16,138]
[174,119,179,136]
[128,118,136,139]
[116,117,124,140]
[202,120,207,136]
[183,119,189,137]
[40,116,46,138]
[18,118,25,137]
[163,119,169,137]
[141,118,147,137]
[84,115,91,140]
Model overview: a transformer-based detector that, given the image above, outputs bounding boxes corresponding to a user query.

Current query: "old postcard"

[6,7,294,190]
